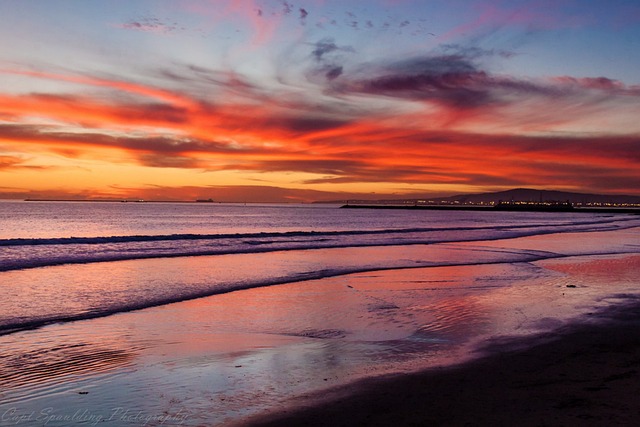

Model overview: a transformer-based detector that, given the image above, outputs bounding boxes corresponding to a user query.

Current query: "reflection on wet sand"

[1,244,639,425]
[0,345,133,389]
[0,340,139,406]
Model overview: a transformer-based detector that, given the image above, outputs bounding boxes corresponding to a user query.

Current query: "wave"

[0,253,558,337]
[0,217,628,247]
[1,217,637,272]
[2,214,639,336]
[4,245,640,337]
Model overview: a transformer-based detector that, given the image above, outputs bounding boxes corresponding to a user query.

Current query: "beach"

[242,252,640,426]
[2,252,639,426]
[1,202,639,426]
[245,294,640,426]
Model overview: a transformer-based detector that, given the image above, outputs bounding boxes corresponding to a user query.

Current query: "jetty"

[340,203,640,214]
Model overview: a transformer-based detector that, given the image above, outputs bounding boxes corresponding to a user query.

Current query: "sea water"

[1,201,639,425]
[2,200,638,334]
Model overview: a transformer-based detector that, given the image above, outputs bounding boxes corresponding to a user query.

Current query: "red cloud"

[2,59,640,196]
[552,76,629,92]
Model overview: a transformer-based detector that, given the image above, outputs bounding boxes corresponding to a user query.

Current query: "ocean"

[1,200,639,425]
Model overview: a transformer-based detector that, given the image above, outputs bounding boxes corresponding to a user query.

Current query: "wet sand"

[1,240,639,425]
[244,296,640,426]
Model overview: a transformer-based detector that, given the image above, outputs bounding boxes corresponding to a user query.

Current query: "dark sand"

[243,296,640,426]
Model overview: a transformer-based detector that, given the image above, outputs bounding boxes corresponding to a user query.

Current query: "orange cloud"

[2,55,640,199]
[0,68,195,107]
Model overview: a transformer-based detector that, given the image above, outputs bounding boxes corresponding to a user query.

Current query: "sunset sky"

[1,0,639,202]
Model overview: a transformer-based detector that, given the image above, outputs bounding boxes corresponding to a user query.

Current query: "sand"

[243,296,640,426]
[2,246,639,425]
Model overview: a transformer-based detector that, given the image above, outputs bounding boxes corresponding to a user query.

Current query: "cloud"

[0,154,70,172]
[551,76,629,92]
[0,92,192,131]
[331,55,493,108]
[324,42,613,117]
[323,46,640,127]
[136,154,203,169]
[2,57,639,196]
[0,64,356,148]
[440,43,517,60]
[438,1,586,44]
[299,8,308,25]
[311,38,340,61]
[275,116,349,133]
[281,1,293,15]
[0,154,23,169]
[0,188,121,201]
[116,17,186,34]
[324,66,343,80]
[0,68,194,106]
[0,124,259,169]
[307,38,355,82]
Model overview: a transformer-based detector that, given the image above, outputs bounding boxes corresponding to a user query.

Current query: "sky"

[1,0,639,202]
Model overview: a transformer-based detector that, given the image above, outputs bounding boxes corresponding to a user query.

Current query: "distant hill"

[442,188,640,205]
[316,188,640,206]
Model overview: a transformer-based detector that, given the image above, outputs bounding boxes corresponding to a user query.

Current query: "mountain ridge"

[316,188,640,205]
[442,188,640,205]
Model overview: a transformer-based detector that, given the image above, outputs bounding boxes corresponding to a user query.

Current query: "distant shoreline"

[12,199,640,213]
[20,199,230,204]
[22,198,190,203]
[340,204,640,214]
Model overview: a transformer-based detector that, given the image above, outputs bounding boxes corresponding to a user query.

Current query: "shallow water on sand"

[1,237,639,425]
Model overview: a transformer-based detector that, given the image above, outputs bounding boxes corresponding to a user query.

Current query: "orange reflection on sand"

[542,254,640,282]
